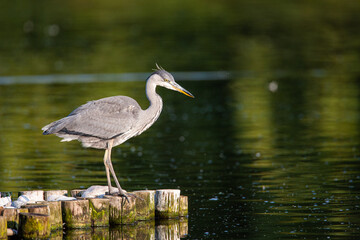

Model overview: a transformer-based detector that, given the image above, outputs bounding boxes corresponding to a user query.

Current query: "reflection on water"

[1,75,360,239]
[55,219,187,240]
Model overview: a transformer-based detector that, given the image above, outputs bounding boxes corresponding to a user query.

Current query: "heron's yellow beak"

[172,83,195,98]
[173,85,195,98]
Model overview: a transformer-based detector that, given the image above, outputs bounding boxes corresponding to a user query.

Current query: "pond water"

[1,0,360,238]
[1,75,360,239]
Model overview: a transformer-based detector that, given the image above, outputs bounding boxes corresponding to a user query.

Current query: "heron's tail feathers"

[42,117,70,135]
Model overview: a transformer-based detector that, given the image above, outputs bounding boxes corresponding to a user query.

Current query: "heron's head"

[151,64,194,98]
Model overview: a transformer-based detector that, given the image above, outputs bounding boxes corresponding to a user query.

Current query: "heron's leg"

[103,148,112,194]
[106,140,127,197]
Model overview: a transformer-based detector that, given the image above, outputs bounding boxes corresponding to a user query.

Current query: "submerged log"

[107,196,136,225]
[61,200,91,229]
[88,198,109,227]
[155,189,180,219]
[18,212,50,239]
[179,196,188,217]
[0,216,6,239]
[132,190,155,221]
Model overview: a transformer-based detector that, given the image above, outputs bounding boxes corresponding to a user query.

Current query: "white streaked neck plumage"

[145,74,163,113]
[138,75,163,133]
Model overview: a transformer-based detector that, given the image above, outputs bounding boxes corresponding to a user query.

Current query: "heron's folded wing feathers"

[43,96,142,140]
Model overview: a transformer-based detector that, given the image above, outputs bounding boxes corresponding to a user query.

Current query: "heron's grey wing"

[43,96,142,140]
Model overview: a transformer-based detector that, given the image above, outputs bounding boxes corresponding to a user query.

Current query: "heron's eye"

[164,78,169,82]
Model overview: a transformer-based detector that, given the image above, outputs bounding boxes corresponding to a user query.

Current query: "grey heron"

[42,65,194,200]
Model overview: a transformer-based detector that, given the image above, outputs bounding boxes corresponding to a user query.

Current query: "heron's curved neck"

[145,79,163,116]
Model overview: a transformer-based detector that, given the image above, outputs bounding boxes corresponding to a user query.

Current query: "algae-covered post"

[88,198,110,227]
[155,189,180,219]
[48,201,63,231]
[132,190,155,220]
[25,204,50,215]
[18,213,51,239]
[22,201,63,231]
[0,216,7,239]
[179,195,188,217]
[61,199,91,229]
[107,196,136,225]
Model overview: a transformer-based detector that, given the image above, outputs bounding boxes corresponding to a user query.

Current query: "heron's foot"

[109,190,144,203]
[108,189,133,203]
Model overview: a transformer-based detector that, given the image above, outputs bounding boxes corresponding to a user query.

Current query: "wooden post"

[132,190,155,220]
[155,189,180,219]
[61,200,91,229]
[25,204,50,215]
[18,190,44,202]
[44,190,68,201]
[107,196,136,225]
[22,201,63,231]
[88,198,109,227]
[1,208,28,229]
[48,201,63,231]
[179,196,188,217]
[0,216,6,239]
[18,213,51,239]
